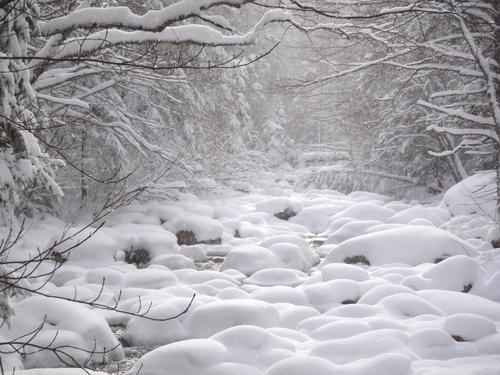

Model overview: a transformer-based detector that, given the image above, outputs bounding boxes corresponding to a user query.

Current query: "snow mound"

[251,286,309,306]
[151,253,195,269]
[443,313,497,341]
[180,245,208,261]
[264,355,340,375]
[441,172,496,217]
[332,203,395,222]
[221,237,319,275]
[127,339,230,375]
[418,290,500,320]
[325,220,382,245]
[255,198,303,220]
[289,205,340,233]
[124,268,178,289]
[188,299,280,338]
[260,235,319,268]
[401,255,482,294]
[124,297,201,346]
[322,226,476,266]
[48,227,119,266]
[321,263,369,282]
[168,215,224,244]
[387,206,450,226]
[414,357,500,375]
[244,268,307,287]
[220,245,284,276]
[301,279,360,311]
[310,329,412,364]
[212,325,295,369]
[4,297,123,368]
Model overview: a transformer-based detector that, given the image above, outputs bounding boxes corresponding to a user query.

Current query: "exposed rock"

[176,230,221,246]
[491,238,500,248]
[433,255,450,264]
[462,283,473,293]
[452,335,465,342]
[343,255,370,266]
[125,248,151,268]
[274,207,297,221]
[341,298,359,305]
[309,239,326,248]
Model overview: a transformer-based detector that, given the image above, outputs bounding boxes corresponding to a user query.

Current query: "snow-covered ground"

[2,175,500,374]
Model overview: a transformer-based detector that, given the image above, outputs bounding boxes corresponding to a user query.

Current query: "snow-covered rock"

[3,297,123,368]
[255,198,303,220]
[441,172,496,217]
[187,299,280,338]
[168,215,224,245]
[322,226,476,266]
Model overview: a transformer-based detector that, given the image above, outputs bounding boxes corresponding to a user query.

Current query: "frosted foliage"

[0,1,62,215]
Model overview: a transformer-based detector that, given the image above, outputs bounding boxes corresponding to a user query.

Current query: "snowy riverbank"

[2,180,500,374]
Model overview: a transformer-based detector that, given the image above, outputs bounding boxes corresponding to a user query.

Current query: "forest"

[1,1,499,374]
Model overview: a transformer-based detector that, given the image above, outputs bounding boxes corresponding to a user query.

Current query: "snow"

[188,299,281,338]
[151,253,195,269]
[324,220,382,244]
[168,215,224,242]
[244,268,308,287]
[124,296,202,346]
[321,263,369,282]
[443,313,497,341]
[2,296,123,369]
[220,234,318,275]
[4,185,500,374]
[255,197,303,217]
[441,172,496,217]
[331,202,395,222]
[180,245,208,261]
[322,226,476,267]
[401,255,482,294]
[387,206,450,226]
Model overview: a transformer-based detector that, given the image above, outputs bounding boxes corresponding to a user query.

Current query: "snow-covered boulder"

[4,297,123,368]
[150,253,195,269]
[47,227,119,266]
[331,202,395,222]
[260,235,319,269]
[179,245,208,261]
[289,205,341,233]
[256,198,303,221]
[443,313,497,341]
[127,339,234,375]
[213,325,295,369]
[324,220,382,245]
[244,268,307,287]
[187,299,280,338]
[441,172,496,217]
[221,236,319,276]
[124,297,202,346]
[401,255,482,293]
[220,245,281,276]
[321,263,369,282]
[168,215,224,245]
[387,206,450,226]
[322,226,476,267]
